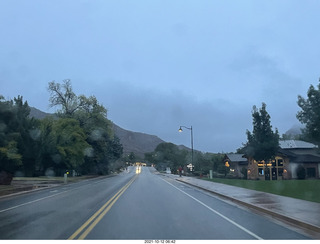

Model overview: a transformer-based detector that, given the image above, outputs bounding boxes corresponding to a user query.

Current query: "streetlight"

[178,125,194,172]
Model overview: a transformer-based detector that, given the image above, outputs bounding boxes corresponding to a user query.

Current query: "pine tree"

[245,103,279,161]
[297,79,320,147]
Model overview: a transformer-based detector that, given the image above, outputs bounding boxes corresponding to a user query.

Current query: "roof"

[279,140,318,149]
[225,154,248,162]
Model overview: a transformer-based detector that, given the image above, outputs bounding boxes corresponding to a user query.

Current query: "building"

[223,154,248,178]
[246,140,320,180]
[279,140,320,179]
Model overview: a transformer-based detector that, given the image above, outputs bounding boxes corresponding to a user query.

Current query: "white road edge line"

[0,190,69,213]
[0,177,112,213]
[161,178,263,240]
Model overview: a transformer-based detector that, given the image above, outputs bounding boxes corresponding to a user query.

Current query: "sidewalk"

[163,173,320,238]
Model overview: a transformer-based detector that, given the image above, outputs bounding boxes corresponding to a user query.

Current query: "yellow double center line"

[68,175,138,240]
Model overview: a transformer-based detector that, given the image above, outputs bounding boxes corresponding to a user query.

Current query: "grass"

[204,178,320,203]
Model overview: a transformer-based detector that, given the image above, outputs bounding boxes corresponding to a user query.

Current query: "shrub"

[241,166,248,179]
[296,165,306,179]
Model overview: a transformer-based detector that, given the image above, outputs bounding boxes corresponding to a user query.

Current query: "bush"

[193,171,203,177]
[241,167,247,179]
[296,165,306,179]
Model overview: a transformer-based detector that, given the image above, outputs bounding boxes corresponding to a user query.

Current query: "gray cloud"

[1,0,319,152]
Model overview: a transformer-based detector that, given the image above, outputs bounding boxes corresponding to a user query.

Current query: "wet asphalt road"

[0,166,310,240]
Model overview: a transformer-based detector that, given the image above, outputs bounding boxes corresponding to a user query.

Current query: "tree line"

[144,142,225,177]
[1,78,320,183]
[0,80,123,184]
[146,79,320,178]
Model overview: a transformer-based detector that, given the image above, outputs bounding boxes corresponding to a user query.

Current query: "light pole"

[178,125,194,172]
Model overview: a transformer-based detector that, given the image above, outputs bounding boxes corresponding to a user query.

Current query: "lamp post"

[178,125,194,172]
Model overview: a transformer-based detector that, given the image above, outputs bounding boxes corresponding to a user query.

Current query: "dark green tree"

[0,97,22,184]
[198,153,224,175]
[13,96,40,176]
[73,96,113,174]
[35,117,57,175]
[128,152,136,164]
[51,118,90,174]
[47,80,123,175]
[297,79,320,147]
[154,142,186,173]
[0,96,41,182]
[245,103,279,162]
[108,136,123,161]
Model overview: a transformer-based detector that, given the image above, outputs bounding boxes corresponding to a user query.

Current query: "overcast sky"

[1,0,320,153]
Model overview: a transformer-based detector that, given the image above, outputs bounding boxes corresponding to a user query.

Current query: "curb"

[176,178,320,235]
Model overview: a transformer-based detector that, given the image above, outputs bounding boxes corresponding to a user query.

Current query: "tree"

[108,136,123,160]
[244,103,279,162]
[0,96,40,183]
[73,97,113,174]
[154,143,186,173]
[13,96,40,176]
[128,152,136,164]
[0,97,22,182]
[35,117,58,175]
[47,80,123,175]
[297,80,320,147]
[48,79,83,116]
[51,118,90,174]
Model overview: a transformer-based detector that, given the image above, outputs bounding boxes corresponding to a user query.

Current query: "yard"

[205,178,320,203]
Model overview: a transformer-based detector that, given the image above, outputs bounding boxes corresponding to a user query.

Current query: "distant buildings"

[225,140,320,180]
[223,154,248,178]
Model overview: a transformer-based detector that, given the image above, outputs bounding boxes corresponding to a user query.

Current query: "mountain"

[284,124,304,138]
[112,124,165,158]
[29,107,55,119]
[29,107,165,158]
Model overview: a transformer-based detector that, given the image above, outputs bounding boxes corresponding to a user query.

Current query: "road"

[0,166,310,240]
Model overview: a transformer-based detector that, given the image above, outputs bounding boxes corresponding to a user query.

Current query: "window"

[258,168,264,176]
[307,168,316,178]
[278,168,283,176]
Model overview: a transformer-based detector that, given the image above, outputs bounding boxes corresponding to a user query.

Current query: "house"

[246,140,320,180]
[223,154,248,178]
[279,140,320,179]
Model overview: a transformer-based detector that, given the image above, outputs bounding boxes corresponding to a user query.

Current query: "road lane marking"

[0,178,111,213]
[0,190,69,213]
[0,177,116,213]
[161,178,263,240]
[68,175,137,240]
